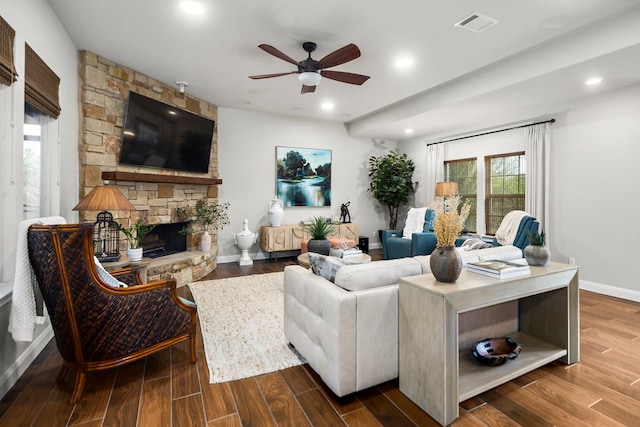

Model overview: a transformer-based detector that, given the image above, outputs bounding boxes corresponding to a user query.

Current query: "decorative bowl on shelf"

[471,337,522,366]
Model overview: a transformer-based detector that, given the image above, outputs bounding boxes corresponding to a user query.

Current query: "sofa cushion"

[334,258,422,291]
[94,256,128,288]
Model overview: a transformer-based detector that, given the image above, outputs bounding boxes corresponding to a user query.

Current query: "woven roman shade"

[0,16,18,86]
[25,43,61,118]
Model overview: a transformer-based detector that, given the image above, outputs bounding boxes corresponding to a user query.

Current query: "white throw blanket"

[402,207,428,239]
[9,216,66,342]
[494,210,529,246]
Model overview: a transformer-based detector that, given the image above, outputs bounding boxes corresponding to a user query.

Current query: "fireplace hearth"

[141,222,187,258]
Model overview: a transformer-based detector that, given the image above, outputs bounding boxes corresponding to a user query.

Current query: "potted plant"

[303,216,337,255]
[524,230,550,266]
[368,151,415,230]
[178,197,230,251]
[121,218,156,262]
[429,195,471,283]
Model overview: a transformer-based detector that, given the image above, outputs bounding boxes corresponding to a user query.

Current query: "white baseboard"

[0,324,54,400]
[580,280,640,302]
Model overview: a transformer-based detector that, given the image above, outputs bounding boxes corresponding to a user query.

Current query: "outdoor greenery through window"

[23,102,45,219]
[444,158,477,233]
[485,152,526,235]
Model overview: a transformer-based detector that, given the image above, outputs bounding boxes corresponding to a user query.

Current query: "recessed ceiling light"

[180,1,204,15]
[585,77,603,86]
[405,128,414,135]
[395,57,414,69]
[321,102,334,111]
[168,110,177,115]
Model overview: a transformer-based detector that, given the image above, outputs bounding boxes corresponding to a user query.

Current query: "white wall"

[0,0,78,400]
[400,84,640,298]
[216,108,397,262]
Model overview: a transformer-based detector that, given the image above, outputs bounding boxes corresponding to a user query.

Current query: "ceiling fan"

[249,42,370,94]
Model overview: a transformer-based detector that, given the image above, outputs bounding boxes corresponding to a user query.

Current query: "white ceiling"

[47,0,640,141]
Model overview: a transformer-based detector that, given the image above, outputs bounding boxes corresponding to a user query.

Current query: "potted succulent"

[303,216,337,255]
[524,230,550,266]
[178,197,230,251]
[368,151,415,230]
[121,218,156,262]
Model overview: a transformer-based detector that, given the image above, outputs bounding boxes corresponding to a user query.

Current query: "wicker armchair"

[27,223,197,404]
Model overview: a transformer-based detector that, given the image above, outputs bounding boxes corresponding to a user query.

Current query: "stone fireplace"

[77,50,221,285]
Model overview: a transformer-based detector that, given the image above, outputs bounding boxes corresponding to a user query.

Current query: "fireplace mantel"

[101,171,222,186]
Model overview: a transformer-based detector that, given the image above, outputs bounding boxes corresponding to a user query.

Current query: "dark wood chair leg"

[56,365,69,383]
[70,370,86,404]
[189,336,197,363]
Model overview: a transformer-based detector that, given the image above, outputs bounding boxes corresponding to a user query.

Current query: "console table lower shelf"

[398,262,579,426]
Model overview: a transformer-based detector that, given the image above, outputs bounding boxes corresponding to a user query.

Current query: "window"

[444,158,477,233]
[23,102,46,219]
[485,152,525,235]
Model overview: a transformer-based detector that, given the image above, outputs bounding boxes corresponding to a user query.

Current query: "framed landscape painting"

[276,146,331,207]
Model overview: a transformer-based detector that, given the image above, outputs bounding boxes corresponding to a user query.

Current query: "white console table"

[398,262,579,426]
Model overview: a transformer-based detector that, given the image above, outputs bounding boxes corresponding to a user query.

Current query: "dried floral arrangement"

[431,195,471,247]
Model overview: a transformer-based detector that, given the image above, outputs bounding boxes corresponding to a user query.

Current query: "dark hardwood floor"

[2,249,640,426]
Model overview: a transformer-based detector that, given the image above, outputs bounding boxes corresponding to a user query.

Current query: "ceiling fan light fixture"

[298,72,322,86]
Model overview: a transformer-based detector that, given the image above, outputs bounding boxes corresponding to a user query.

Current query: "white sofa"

[283,245,523,397]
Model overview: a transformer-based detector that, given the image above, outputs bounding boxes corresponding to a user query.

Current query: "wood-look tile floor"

[2,250,640,426]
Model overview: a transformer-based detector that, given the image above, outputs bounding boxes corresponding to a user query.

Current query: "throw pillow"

[460,238,492,251]
[94,256,128,288]
[308,252,348,283]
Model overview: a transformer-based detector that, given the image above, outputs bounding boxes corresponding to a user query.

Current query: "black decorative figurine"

[340,202,351,223]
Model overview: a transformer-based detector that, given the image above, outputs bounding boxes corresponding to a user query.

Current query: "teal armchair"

[381,208,437,259]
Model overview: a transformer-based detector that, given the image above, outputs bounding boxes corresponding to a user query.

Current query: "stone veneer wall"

[78,50,219,284]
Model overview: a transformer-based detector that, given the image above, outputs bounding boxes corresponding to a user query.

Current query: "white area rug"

[188,272,305,383]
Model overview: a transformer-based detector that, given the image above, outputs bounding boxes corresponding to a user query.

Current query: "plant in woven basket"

[121,219,156,249]
[431,195,471,247]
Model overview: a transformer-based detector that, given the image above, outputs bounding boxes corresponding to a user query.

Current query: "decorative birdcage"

[93,211,121,262]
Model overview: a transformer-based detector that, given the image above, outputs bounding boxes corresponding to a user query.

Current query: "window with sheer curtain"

[444,158,477,233]
[485,152,526,235]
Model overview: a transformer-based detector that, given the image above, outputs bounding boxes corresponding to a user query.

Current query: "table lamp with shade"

[72,185,135,262]
[435,181,459,197]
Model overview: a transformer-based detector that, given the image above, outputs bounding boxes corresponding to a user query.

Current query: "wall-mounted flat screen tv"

[119,92,215,174]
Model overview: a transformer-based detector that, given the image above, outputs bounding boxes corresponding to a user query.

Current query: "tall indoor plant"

[368,151,415,230]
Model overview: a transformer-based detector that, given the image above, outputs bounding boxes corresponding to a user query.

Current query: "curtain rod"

[426,118,555,146]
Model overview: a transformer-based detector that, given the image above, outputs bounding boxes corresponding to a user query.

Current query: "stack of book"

[466,259,530,279]
[330,248,363,259]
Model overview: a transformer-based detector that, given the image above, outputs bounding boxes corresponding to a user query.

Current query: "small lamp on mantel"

[73,185,135,262]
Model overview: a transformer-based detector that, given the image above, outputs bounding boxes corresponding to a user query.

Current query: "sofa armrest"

[354,285,399,391]
[283,266,357,397]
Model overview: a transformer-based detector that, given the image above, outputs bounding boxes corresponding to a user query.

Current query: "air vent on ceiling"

[454,13,499,33]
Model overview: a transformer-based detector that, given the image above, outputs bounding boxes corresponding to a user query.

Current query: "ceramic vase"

[234,219,258,266]
[127,247,143,262]
[268,197,284,227]
[524,245,550,266]
[200,230,212,252]
[429,246,462,283]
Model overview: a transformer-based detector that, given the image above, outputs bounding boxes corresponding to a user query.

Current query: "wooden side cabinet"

[259,223,358,253]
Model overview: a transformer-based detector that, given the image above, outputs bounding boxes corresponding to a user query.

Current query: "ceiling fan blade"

[316,44,361,69]
[301,85,316,94]
[249,71,298,79]
[321,70,370,85]
[258,44,300,66]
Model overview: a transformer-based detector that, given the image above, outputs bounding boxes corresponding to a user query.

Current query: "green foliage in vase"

[368,151,415,230]
[526,230,545,246]
[303,216,336,240]
[178,197,230,235]
[121,219,156,248]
